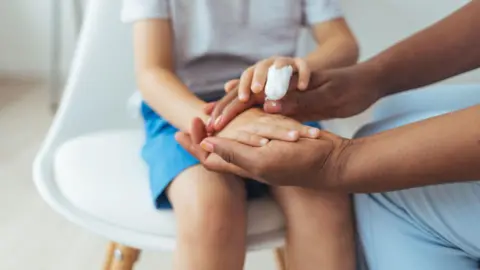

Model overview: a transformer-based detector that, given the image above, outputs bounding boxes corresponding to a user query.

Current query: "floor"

[0,80,276,270]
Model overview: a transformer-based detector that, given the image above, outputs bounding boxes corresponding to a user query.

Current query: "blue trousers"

[354,113,480,270]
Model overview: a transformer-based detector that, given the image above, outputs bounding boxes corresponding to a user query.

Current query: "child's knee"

[176,196,246,246]
[168,165,245,203]
[168,166,247,243]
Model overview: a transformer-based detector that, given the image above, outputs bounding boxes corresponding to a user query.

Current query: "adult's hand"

[264,66,382,121]
[207,64,383,132]
[176,118,352,189]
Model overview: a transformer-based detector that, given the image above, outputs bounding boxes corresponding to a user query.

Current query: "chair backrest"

[53,0,140,143]
[33,0,139,213]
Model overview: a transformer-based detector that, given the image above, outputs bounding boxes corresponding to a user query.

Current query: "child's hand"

[214,108,320,147]
[205,85,265,134]
[229,56,311,102]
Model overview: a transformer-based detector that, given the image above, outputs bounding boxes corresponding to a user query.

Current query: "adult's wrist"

[332,136,378,193]
[353,60,389,101]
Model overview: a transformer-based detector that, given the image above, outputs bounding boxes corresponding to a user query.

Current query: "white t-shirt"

[122,0,343,94]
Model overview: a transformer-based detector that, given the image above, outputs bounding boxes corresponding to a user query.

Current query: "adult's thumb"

[201,137,257,170]
[263,96,298,117]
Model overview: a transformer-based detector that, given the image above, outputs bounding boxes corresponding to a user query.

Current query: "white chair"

[33,0,287,269]
[354,84,480,138]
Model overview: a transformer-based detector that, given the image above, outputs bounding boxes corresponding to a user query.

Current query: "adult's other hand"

[176,118,352,189]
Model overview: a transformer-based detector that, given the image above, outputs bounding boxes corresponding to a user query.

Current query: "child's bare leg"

[272,187,355,270]
[167,165,247,270]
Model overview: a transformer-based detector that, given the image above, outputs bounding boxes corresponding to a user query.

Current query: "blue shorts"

[140,96,321,209]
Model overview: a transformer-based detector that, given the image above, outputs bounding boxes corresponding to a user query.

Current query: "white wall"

[1,0,476,79]
[1,0,475,77]
[0,0,86,76]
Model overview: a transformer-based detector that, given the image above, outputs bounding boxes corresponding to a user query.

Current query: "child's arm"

[304,18,359,71]
[134,19,316,142]
[133,19,207,132]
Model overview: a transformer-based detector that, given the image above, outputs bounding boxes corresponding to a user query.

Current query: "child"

[122,0,358,269]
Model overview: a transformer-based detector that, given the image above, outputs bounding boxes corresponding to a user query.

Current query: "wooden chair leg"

[103,242,141,270]
[274,247,287,270]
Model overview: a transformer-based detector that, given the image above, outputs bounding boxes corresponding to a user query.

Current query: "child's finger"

[238,67,254,102]
[224,79,240,93]
[272,57,293,69]
[243,124,300,142]
[269,117,321,139]
[175,132,209,162]
[297,124,321,139]
[251,59,272,94]
[204,102,216,115]
[214,96,257,131]
[191,117,208,144]
[294,58,311,90]
[229,131,269,147]
[208,91,237,133]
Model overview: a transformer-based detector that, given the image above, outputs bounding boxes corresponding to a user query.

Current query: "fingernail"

[207,117,212,126]
[253,82,262,90]
[288,130,299,140]
[239,92,248,101]
[309,128,320,137]
[271,101,278,107]
[299,81,307,89]
[260,138,269,146]
[200,141,214,152]
[214,116,223,127]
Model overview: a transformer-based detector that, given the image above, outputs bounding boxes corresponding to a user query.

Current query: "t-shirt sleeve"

[302,0,344,26]
[121,0,170,23]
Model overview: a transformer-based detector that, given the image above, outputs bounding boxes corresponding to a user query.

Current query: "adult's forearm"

[361,1,480,97]
[341,105,480,193]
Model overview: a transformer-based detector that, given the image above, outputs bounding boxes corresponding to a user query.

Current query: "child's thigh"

[167,165,247,222]
[271,187,352,224]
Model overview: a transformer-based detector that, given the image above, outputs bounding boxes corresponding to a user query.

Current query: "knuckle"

[295,57,306,65]
[256,115,269,123]
[240,132,256,144]
[302,65,311,74]
[301,125,311,133]
[233,131,244,142]
[223,152,235,164]
[274,58,287,65]
[241,68,253,79]
[259,59,271,66]
[248,134,260,144]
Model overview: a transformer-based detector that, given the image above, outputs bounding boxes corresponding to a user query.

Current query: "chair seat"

[54,130,286,243]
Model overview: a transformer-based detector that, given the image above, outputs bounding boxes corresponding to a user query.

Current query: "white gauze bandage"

[264,65,294,101]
